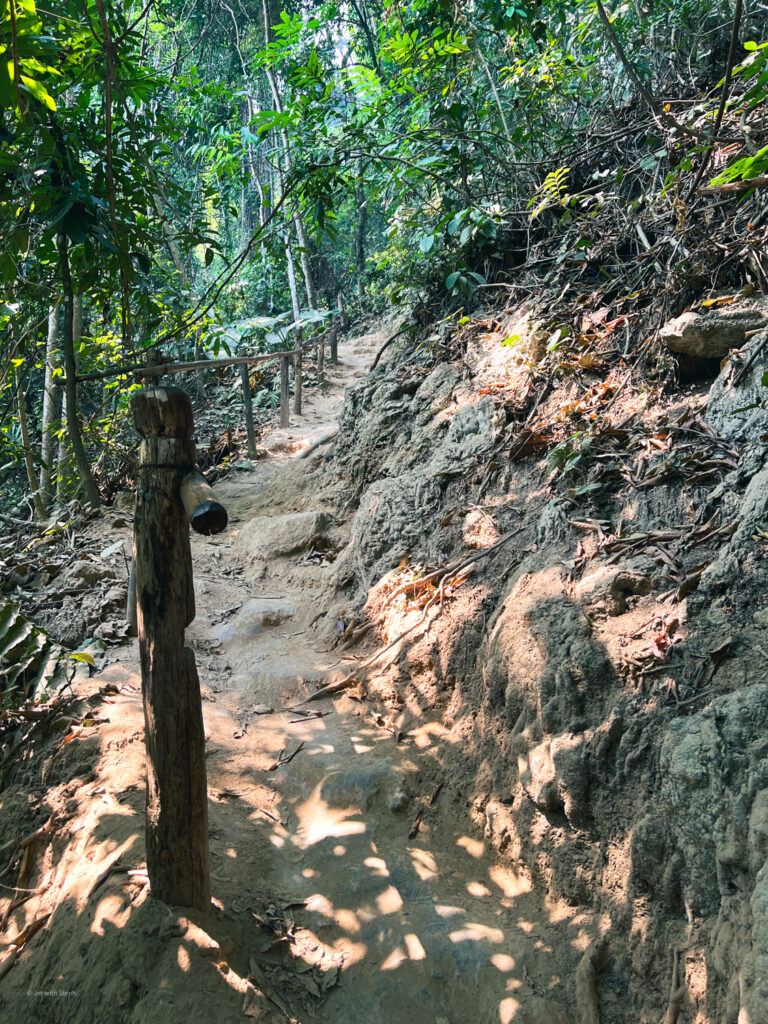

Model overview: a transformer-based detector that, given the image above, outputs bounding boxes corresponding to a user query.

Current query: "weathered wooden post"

[126,549,138,637]
[239,364,257,457]
[329,321,339,365]
[317,327,325,383]
[132,385,211,911]
[280,355,290,428]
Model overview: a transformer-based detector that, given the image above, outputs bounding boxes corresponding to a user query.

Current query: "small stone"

[390,788,409,812]
[463,509,500,549]
[252,704,274,715]
[218,598,296,643]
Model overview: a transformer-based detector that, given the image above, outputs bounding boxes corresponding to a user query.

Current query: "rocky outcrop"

[236,510,332,558]
[659,687,768,1023]
[217,598,295,643]
[661,296,768,358]
[706,330,768,441]
[316,308,768,1022]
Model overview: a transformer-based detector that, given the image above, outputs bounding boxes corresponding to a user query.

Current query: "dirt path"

[1,330,586,1024]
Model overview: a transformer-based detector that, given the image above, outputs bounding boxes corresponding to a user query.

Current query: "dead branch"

[699,174,768,195]
[297,429,338,460]
[293,590,442,706]
[383,528,522,610]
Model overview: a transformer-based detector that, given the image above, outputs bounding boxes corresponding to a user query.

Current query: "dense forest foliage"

[1,0,766,519]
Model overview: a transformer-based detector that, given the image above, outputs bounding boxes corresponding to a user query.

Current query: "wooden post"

[131,385,210,911]
[317,327,325,383]
[126,550,138,637]
[329,322,339,365]
[240,363,257,457]
[280,355,290,428]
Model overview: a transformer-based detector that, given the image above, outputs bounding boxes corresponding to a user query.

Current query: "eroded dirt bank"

[2,307,768,1024]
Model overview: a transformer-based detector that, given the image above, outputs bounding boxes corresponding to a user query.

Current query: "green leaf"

[19,74,55,110]
[70,652,95,666]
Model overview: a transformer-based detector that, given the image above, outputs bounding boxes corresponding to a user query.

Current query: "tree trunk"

[337,290,349,331]
[261,0,319,317]
[40,300,61,513]
[56,294,81,503]
[15,366,46,522]
[355,161,367,298]
[293,212,318,310]
[284,231,303,415]
[58,231,101,508]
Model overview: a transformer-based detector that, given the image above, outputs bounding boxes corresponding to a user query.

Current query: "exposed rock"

[573,562,653,615]
[660,685,768,914]
[413,361,459,422]
[529,598,613,734]
[696,452,768,597]
[237,511,331,558]
[463,509,500,549]
[658,686,768,1022]
[706,331,768,440]
[66,558,120,587]
[389,787,409,812]
[519,732,592,828]
[427,396,502,479]
[661,297,768,358]
[333,471,443,587]
[319,759,405,814]
[218,598,295,643]
[536,501,570,546]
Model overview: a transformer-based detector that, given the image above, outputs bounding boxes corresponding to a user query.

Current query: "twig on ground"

[267,742,305,771]
[408,808,423,840]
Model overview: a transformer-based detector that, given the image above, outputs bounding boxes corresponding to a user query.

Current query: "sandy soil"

[0,330,595,1024]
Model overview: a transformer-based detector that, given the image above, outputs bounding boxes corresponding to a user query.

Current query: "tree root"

[660,948,686,1024]
[574,938,606,1024]
[292,529,521,708]
[382,528,522,611]
[370,323,413,371]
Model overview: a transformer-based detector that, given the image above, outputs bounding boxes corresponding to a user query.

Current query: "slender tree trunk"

[474,43,515,157]
[56,294,81,503]
[40,300,61,512]
[355,161,367,299]
[293,212,317,310]
[261,0,319,313]
[57,230,101,508]
[15,366,46,522]
[337,291,349,331]
[284,231,303,415]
